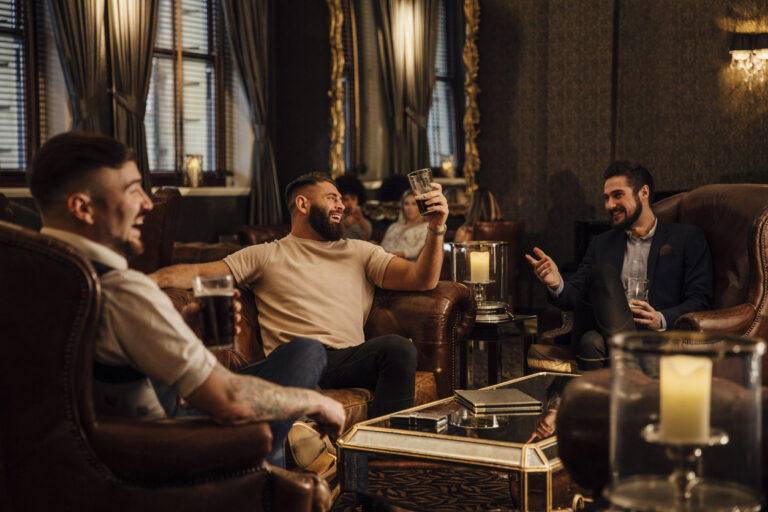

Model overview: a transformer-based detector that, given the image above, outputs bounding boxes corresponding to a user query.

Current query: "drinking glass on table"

[625,277,649,307]
[407,168,435,215]
[192,274,235,349]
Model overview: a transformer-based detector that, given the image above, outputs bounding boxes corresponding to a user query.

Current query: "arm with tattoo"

[186,364,345,436]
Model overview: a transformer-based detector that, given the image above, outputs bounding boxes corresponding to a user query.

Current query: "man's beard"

[112,236,144,258]
[609,193,642,230]
[308,204,344,241]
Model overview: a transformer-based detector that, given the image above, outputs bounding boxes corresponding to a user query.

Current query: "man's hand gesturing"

[525,247,562,289]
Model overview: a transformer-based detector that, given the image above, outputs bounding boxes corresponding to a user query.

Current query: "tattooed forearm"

[224,368,314,422]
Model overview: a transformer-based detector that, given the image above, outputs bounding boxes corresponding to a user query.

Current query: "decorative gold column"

[463,0,480,193]
[328,0,346,178]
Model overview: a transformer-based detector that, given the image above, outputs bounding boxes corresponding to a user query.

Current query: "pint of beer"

[407,168,435,216]
[192,274,235,350]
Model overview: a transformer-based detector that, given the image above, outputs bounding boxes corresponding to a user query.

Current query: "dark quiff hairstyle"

[335,174,367,205]
[284,172,338,212]
[28,131,137,211]
[603,161,654,201]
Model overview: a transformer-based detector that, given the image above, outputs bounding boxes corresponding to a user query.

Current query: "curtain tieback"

[110,89,144,118]
[405,107,428,129]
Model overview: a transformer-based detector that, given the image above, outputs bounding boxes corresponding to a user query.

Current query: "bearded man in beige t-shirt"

[152,173,450,418]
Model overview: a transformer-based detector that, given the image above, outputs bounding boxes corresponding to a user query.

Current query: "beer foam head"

[194,288,234,297]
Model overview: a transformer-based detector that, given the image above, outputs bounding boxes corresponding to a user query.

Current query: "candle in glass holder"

[659,355,712,443]
[469,251,490,283]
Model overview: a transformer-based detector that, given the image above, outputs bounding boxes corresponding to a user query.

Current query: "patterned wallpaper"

[477,0,768,312]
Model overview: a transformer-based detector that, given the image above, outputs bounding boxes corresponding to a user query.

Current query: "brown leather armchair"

[473,221,525,304]
[128,187,182,273]
[529,184,768,377]
[235,224,291,245]
[170,240,477,430]
[0,220,329,511]
[0,192,14,222]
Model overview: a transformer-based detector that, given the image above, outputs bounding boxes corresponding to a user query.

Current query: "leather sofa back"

[654,184,768,313]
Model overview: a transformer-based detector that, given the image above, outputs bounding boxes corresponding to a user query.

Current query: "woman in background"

[381,190,429,260]
[336,175,372,241]
[454,188,503,242]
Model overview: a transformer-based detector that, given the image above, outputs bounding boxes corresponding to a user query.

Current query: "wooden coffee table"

[337,372,587,511]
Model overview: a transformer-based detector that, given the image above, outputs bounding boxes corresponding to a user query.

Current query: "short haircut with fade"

[284,173,338,211]
[28,131,137,212]
[603,161,654,201]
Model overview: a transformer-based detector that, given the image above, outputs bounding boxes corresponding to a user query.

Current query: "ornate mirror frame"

[327,0,480,194]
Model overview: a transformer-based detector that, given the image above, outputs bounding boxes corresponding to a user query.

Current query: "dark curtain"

[106,0,158,193]
[222,0,281,225]
[49,0,111,134]
[376,0,440,175]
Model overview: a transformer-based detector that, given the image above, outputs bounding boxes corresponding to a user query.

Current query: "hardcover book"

[454,388,543,415]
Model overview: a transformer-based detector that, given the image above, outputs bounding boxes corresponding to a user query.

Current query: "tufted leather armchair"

[0,220,331,511]
[170,239,477,431]
[528,184,768,378]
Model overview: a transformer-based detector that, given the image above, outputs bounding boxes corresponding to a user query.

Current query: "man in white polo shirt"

[152,173,449,418]
[28,131,344,467]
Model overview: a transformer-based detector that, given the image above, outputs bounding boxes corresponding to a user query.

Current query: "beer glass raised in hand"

[407,168,435,215]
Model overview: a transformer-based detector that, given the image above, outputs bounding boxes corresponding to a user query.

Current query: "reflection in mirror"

[328,0,479,203]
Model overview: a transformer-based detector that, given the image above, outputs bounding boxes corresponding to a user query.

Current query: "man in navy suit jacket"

[526,162,712,370]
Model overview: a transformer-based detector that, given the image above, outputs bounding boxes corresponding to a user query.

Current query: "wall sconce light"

[729,33,768,87]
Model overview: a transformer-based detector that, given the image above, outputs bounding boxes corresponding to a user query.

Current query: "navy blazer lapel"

[647,220,670,282]
[607,230,626,273]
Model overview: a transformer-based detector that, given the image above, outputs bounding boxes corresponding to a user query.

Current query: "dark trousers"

[153,337,327,467]
[571,264,636,371]
[319,335,418,418]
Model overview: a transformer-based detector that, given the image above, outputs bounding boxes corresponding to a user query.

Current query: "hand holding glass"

[625,277,649,306]
[407,168,435,215]
[192,274,235,349]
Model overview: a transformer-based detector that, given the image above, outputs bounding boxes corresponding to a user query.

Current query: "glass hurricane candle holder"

[451,241,510,322]
[607,331,765,511]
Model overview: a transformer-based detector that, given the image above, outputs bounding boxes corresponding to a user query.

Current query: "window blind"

[0,0,25,170]
[145,0,216,173]
[427,0,457,169]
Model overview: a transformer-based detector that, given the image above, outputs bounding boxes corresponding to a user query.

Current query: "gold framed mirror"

[327,0,480,194]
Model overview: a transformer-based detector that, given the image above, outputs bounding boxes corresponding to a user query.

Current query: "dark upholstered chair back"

[473,220,526,305]
[653,184,768,340]
[0,192,14,222]
[128,187,181,273]
[0,220,326,511]
[0,220,103,506]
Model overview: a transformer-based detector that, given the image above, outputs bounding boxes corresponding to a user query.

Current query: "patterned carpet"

[331,463,518,511]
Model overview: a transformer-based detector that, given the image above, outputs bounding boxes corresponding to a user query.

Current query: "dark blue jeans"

[318,334,417,418]
[152,337,327,467]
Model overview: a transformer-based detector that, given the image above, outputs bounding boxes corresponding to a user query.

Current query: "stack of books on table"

[389,411,449,433]
[454,388,543,415]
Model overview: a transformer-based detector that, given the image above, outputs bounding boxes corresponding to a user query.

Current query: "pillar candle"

[659,355,712,443]
[469,251,490,283]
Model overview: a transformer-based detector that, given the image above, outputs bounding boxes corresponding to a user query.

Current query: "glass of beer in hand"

[192,274,235,350]
[407,168,435,215]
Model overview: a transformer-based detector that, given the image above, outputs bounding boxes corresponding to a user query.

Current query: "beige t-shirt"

[224,234,395,354]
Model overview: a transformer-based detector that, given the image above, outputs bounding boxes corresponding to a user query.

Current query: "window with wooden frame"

[145,0,228,186]
[427,0,461,171]
[0,0,39,185]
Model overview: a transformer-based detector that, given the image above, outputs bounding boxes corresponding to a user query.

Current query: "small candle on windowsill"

[469,251,490,283]
[659,355,712,443]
